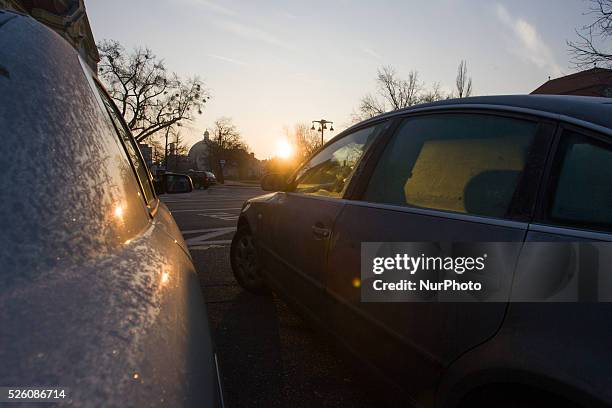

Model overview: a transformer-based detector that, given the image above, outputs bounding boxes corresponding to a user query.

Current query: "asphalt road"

[161,185,389,408]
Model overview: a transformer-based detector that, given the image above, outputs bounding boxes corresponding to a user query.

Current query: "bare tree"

[163,129,189,171]
[206,117,247,183]
[455,60,473,98]
[354,65,452,121]
[97,40,210,142]
[377,66,422,110]
[568,0,612,68]
[354,66,423,121]
[285,123,320,162]
[148,138,165,164]
[421,82,445,103]
[355,93,386,119]
[169,129,189,156]
[208,117,246,151]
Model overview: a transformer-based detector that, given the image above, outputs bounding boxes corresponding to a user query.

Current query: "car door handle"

[312,224,330,239]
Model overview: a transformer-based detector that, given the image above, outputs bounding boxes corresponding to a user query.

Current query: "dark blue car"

[232,93,612,407]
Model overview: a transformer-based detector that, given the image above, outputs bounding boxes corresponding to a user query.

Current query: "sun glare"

[113,204,124,219]
[276,139,293,159]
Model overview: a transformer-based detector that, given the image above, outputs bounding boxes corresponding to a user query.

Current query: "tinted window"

[95,83,156,204]
[364,113,537,218]
[549,131,612,230]
[293,123,386,197]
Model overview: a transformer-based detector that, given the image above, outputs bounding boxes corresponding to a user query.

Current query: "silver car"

[0,10,223,407]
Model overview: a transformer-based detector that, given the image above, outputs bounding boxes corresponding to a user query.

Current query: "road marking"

[181,226,237,234]
[198,212,239,221]
[185,229,236,245]
[189,240,232,250]
[170,207,241,213]
[163,198,248,202]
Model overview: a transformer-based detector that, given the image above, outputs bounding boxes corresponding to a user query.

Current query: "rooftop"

[531,68,612,97]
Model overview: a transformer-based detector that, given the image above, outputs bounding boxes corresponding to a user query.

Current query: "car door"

[325,111,554,403]
[514,125,612,302]
[264,122,389,319]
[498,125,612,403]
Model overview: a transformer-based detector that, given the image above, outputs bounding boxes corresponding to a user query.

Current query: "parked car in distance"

[206,171,217,185]
[0,11,222,407]
[188,170,217,189]
[232,94,612,407]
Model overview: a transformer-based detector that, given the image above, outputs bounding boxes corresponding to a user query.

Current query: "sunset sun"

[276,139,294,159]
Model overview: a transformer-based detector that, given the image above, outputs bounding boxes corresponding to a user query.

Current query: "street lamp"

[163,126,171,169]
[311,119,334,146]
[174,129,180,170]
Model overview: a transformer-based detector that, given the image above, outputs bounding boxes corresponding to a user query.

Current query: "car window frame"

[90,77,160,218]
[77,53,160,219]
[350,109,555,222]
[535,123,612,233]
[285,119,392,199]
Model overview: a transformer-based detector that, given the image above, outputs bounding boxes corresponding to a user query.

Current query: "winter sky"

[88,0,593,158]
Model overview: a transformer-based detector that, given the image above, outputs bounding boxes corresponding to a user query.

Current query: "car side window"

[94,83,156,204]
[292,123,386,197]
[548,130,612,231]
[363,113,538,218]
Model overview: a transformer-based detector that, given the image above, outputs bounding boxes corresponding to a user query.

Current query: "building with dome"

[187,130,264,181]
[188,131,212,171]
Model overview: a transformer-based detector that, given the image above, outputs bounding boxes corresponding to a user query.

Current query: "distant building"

[1,0,99,71]
[531,68,612,97]
[242,152,264,180]
[223,150,263,180]
[166,154,192,173]
[138,143,153,168]
[188,132,212,171]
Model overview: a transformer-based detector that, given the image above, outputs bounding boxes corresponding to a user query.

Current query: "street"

[161,184,387,408]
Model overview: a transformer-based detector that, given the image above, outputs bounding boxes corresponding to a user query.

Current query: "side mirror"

[155,173,193,194]
[261,173,288,192]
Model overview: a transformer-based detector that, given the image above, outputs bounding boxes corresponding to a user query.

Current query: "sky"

[87,0,593,159]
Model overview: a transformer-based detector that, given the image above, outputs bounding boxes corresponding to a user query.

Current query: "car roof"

[354,94,612,132]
